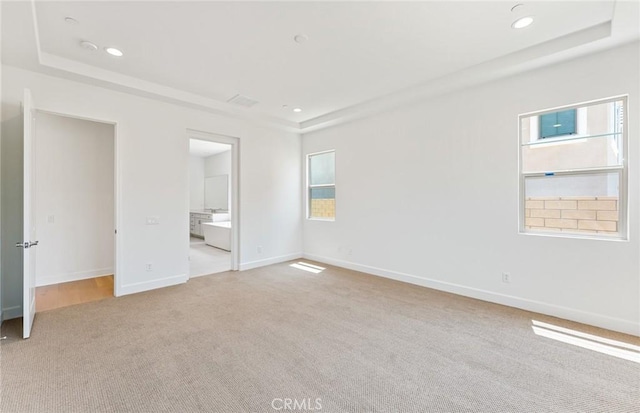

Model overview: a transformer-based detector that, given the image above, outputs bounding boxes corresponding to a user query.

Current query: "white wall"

[1,65,302,318]
[302,42,640,335]
[204,150,231,210]
[34,112,114,286]
[205,150,231,178]
[189,155,205,210]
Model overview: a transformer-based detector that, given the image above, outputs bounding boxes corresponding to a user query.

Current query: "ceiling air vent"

[227,94,259,108]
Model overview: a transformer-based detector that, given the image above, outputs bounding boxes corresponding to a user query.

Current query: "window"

[539,109,577,138]
[307,150,335,220]
[519,96,627,239]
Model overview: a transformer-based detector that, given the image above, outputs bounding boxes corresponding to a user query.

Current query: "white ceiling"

[189,139,231,158]
[2,1,639,132]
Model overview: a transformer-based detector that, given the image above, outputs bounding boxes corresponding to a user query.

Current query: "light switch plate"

[146,216,160,225]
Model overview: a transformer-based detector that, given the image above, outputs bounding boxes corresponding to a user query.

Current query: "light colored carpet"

[1,260,638,412]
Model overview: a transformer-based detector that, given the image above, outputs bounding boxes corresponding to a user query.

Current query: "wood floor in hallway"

[36,275,114,312]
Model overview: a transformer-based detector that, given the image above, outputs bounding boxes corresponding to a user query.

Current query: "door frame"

[34,108,122,297]
[187,129,240,271]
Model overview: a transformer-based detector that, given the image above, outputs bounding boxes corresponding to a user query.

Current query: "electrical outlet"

[502,272,510,283]
[257,245,263,254]
[146,263,153,272]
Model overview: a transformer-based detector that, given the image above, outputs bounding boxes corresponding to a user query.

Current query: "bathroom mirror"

[205,174,228,210]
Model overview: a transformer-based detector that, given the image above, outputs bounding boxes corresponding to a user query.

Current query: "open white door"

[18,89,37,339]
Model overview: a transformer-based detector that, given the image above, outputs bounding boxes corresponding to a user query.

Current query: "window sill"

[518,230,628,242]
[307,217,335,222]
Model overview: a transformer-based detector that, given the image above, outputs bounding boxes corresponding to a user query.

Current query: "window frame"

[306,149,336,221]
[518,95,628,241]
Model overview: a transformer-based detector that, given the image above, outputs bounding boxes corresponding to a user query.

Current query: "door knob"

[15,241,38,248]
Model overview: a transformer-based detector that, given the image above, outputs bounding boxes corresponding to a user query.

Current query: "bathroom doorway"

[32,111,117,312]
[187,130,239,276]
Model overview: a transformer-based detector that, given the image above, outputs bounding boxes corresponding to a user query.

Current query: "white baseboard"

[1,305,22,321]
[239,252,302,271]
[303,253,639,336]
[36,267,114,287]
[118,273,188,297]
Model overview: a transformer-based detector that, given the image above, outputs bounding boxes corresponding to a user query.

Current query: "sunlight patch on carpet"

[532,320,640,363]
[290,262,325,274]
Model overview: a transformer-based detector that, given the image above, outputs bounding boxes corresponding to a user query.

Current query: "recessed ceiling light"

[79,40,98,51]
[294,34,308,44]
[64,17,79,25]
[293,108,302,113]
[105,47,123,57]
[512,16,534,29]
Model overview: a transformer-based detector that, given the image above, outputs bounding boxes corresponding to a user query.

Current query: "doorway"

[187,130,239,276]
[32,111,117,312]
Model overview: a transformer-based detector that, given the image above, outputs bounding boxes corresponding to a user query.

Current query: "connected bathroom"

[188,138,233,276]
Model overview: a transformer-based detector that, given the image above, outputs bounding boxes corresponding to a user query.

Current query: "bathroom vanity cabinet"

[190,212,212,237]
[190,211,230,237]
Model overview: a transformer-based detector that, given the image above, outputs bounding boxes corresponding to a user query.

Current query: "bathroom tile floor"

[189,237,231,277]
